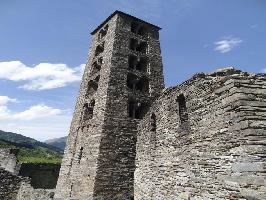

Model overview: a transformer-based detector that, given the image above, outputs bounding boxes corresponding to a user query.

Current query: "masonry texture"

[19,163,60,189]
[55,11,163,200]
[0,148,55,200]
[135,68,266,200]
[53,11,265,200]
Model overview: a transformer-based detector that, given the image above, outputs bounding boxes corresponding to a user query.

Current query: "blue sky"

[0,0,265,141]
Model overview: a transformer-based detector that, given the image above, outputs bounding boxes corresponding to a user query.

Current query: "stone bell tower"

[55,11,164,200]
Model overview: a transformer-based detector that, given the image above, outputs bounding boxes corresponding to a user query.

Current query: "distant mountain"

[0,130,63,164]
[45,136,67,151]
[0,130,62,152]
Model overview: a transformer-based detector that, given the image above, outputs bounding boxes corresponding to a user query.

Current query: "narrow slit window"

[177,94,188,124]
[151,113,156,131]
[128,55,138,69]
[130,38,138,51]
[78,147,84,164]
[128,100,136,118]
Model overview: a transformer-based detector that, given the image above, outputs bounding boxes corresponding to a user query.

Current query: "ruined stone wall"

[0,168,24,200]
[0,148,22,199]
[0,148,20,174]
[16,181,54,200]
[19,163,60,189]
[135,68,266,200]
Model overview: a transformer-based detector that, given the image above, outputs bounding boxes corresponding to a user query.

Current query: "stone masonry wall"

[16,181,54,200]
[19,163,60,189]
[135,68,266,200]
[0,168,24,200]
[0,148,20,174]
[54,16,116,198]
[55,11,163,200]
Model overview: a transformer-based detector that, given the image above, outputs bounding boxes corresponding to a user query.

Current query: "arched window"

[177,94,188,124]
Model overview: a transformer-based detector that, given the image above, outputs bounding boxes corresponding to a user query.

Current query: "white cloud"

[0,96,17,105]
[0,61,85,90]
[0,115,71,141]
[262,68,266,73]
[0,102,63,121]
[13,104,62,120]
[214,37,242,53]
[0,96,69,141]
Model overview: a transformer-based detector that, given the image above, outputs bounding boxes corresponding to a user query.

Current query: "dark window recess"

[130,38,138,51]
[131,22,139,34]
[130,39,147,54]
[151,113,156,131]
[129,56,148,72]
[136,42,147,54]
[94,75,100,83]
[131,21,147,36]
[177,94,188,124]
[135,102,149,119]
[128,100,136,118]
[98,25,108,41]
[89,99,95,116]
[127,73,138,91]
[98,57,103,65]
[136,57,147,72]
[91,61,101,75]
[95,42,104,56]
[81,99,95,121]
[135,77,149,93]
[78,147,84,164]
[70,183,73,197]
[127,73,149,94]
[128,55,138,69]
[138,26,146,36]
[128,99,149,119]
[86,80,98,97]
